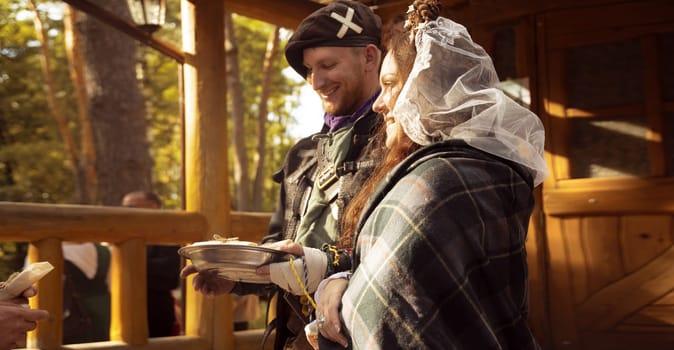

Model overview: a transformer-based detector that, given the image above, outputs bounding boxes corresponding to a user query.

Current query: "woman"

[313,0,547,348]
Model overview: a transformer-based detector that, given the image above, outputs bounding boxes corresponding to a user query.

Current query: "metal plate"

[178,242,292,284]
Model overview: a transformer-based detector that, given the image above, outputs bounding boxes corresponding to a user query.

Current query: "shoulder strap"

[315,110,381,196]
[343,110,380,163]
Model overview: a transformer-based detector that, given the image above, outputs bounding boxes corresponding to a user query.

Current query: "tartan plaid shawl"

[342,141,541,350]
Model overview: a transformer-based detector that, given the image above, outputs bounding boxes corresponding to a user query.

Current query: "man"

[181,1,384,348]
[0,287,49,350]
[122,191,181,337]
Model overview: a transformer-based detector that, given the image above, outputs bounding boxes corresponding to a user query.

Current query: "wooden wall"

[535,1,674,348]
[440,0,674,348]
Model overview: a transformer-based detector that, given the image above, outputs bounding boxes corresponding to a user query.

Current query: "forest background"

[0,0,315,279]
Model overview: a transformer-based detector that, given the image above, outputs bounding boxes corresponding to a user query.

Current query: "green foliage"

[0,0,76,277]
[0,0,306,273]
[0,242,27,281]
[228,15,302,211]
[140,0,184,209]
[141,47,182,209]
[0,0,78,205]
[140,11,302,211]
[0,141,75,202]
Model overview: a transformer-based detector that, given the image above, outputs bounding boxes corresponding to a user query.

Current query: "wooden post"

[27,238,63,349]
[109,238,148,344]
[181,0,232,349]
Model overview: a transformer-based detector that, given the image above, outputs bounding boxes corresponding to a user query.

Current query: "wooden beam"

[0,201,269,244]
[58,336,210,350]
[223,0,432,33]
[61,0,184,63]
[54,334,265,350]
[544,178,674,216]
[0,202,207,244]
[224,0,322,30]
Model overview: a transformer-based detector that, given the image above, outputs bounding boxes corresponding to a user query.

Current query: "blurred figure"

[121,191,180,337]
[62,242,111,343]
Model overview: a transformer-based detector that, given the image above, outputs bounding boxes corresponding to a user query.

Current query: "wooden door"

[538,1,674,349]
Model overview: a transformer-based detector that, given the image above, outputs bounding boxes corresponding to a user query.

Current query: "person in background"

[181,1,385,348]
[62,241,111,343]
[121,191,180,337]
[0,286,49,350]
[314,0,548,348]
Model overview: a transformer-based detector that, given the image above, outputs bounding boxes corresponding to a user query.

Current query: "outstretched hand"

[180,264,235,296]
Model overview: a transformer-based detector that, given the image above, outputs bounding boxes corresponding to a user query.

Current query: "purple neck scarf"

[323,91,380,132]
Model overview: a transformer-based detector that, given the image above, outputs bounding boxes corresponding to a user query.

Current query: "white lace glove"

[269,247,327,296]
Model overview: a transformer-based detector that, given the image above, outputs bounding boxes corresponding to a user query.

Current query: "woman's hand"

[180,264,234,296]
[316,278,349,347]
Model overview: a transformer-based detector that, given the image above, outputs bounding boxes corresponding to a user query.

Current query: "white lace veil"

[392,17,548,186]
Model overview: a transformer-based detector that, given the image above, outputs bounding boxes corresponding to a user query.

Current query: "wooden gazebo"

[2,0,673,349]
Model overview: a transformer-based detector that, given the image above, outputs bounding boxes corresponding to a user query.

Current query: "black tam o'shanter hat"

[285,0,382,79]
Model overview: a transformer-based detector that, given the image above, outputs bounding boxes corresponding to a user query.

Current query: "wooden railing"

[0,201,273,350]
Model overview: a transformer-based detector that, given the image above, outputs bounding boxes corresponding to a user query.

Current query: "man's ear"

[363,44,381,72]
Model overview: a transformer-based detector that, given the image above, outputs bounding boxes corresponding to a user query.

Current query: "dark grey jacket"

[244,109,383,350]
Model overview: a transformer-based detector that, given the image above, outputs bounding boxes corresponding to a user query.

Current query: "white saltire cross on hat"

[330,7,363,38]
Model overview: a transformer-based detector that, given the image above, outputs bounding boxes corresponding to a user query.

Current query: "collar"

[323,90,380,132]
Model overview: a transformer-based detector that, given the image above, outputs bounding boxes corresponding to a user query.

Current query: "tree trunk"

[225,13,250,211]
[28,0,86,203]
[75,0,152,205]
[64,6,97,204]
[252,27,280,211]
